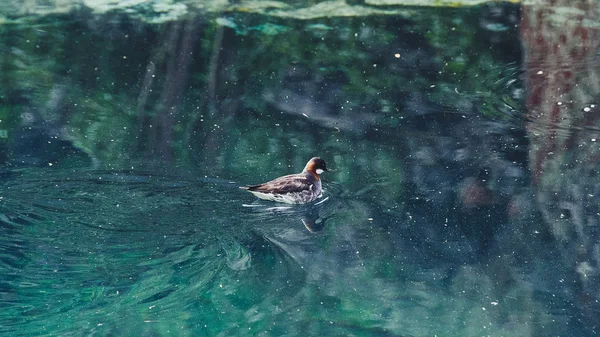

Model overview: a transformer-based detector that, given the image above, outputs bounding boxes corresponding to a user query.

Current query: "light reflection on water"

[0,168,586,336]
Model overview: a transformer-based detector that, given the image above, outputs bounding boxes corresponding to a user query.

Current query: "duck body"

[240,157,328,204]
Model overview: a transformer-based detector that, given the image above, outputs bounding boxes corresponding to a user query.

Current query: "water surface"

[1,1,599,336]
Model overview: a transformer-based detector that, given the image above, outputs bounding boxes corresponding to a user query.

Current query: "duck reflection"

[242,196,330,233]
[299,198,329,233]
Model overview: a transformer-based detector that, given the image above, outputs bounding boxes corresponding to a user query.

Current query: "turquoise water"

[1,1,600,336]
[0,167,578,336]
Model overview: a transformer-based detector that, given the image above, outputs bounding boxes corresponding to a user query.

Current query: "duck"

[240,157,329,204]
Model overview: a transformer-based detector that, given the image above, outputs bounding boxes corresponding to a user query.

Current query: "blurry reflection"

[243,197,329,233]
[522,0,600,326]
[135,16,202,161]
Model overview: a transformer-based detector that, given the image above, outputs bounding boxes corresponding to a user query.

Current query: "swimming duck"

[240,157,329,204]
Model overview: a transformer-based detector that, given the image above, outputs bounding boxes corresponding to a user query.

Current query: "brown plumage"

[240,157,329,204]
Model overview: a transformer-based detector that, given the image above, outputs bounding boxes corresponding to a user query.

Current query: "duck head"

[303,157,328,176]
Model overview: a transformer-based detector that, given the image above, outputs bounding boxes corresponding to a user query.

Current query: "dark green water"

[1,1,600,336]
